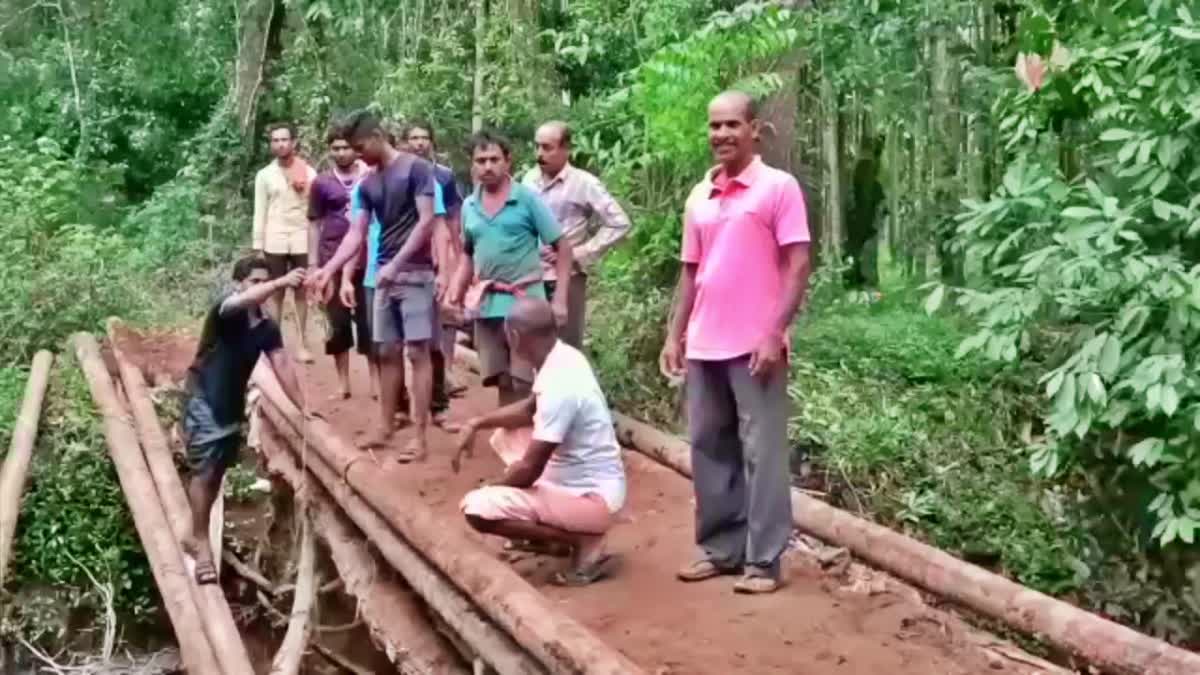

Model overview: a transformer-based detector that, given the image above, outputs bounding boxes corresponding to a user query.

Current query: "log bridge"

[53,324,1200,675]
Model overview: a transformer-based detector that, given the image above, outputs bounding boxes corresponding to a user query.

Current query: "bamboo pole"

[0,350,53,587]
[251,364,640,675]
[258,410,542,675]
[104,319,255,675]
[71,333,223,675]
[257,420,471,675]
[269,510,315,675]
[607,412,1200,675]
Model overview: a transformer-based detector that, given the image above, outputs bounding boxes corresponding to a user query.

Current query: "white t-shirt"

[532,341,627,512]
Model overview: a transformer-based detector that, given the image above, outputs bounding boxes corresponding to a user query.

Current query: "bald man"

[522,121,632,348]
[457,297,626,586]
[661,91,812,595]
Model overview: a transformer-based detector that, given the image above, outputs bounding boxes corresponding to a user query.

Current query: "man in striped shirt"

[522,121,633,348]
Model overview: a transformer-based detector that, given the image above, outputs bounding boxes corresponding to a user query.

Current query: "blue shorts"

[182,396,242,473]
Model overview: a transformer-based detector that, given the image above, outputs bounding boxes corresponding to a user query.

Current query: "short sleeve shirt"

[433,164,463,216]
[186,298,284,427]
[358,153,437,269]
[681,156,810,361]
[462,182,563,318]
[532,341,626,512]
[308,173,355,266]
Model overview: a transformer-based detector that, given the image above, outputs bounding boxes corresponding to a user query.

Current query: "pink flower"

[1015,53,1047,93]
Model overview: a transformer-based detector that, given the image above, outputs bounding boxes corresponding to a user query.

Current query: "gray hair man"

[521,121,633,348]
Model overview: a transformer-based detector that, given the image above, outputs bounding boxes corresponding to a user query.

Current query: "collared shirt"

[681,156,810,361]
[521,164,632,279]
[462,182,562,318]
[253,161,317,254]
[532,340,626,513]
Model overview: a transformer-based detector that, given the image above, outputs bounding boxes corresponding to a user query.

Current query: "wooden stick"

[71,333,223,675]
[259,412,533,675]
[270,508,316,675]
[104,318,255,675]
[253,367,641,675]
[608,410,1200,675]
[311,641,373,675]
[0,350,53,587]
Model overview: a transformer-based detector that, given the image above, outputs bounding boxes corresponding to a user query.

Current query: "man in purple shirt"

[308,125,371,399]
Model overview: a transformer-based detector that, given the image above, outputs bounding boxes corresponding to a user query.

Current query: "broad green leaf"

[1061,206,1102,220]
[1100,336,1122,378]
[1087,374,1107,405]
[1153,199,1173,220]
[1148,382,1163,410]
[1099,128,1136,141]
[1151,170,1171,196]
[1129,438,1164,466]
[1171,26,1200,41]
[924,285,945,316]
[1046,370,1065,398]
[1180,518,1197,544]
[1162,386,1180,416]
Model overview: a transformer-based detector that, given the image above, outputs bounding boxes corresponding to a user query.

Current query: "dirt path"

[116,322,1046,674]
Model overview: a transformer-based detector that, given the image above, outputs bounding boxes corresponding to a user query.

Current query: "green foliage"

[3,358,156,639]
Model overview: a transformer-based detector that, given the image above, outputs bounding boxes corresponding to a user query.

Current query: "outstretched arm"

[220,268,305,316]
[266,347,306,410]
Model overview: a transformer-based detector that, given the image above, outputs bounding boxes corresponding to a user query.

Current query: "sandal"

[503,539,572,558]
[193,557,218,585]
[732,574,781,595]
[676,559,738,583]
[552,554,621,587]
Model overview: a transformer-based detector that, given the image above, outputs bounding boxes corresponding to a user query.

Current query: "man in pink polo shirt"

[660,90,812,595]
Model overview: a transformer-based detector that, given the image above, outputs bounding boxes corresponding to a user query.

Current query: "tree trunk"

[0,351,53,587]
[471,0,488,132]
[821,77,843,261]
[234,0,281,140]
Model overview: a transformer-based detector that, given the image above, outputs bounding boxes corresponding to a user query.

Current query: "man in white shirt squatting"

[456,297,626,586]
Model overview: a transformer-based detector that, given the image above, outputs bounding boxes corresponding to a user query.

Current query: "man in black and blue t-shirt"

[311,111,438,462]
[182,255,306,584]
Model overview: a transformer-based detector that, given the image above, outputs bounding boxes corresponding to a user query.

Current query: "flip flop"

[733,574,781,595]
[676,559,738,582]
[553,553,621,587]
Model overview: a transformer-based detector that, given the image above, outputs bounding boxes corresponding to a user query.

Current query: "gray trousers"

[686,357,792,577]
[545,273,587,349]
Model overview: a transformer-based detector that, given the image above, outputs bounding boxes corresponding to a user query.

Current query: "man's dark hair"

[267,122,297,140]
[342,110,386,141]
[232,255,270,282]
[468,130,512,157]
[404,120,436,144]
[325,124,351,146]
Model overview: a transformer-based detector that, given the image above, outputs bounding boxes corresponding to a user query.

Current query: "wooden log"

[251,374,643,674]
[269,509,315,675]
[105,319,255,675]
[259,409,543,675]
[257,419,471,675]
[608,411,1200,675]
[71,333,223,675]
[0,350,53,587]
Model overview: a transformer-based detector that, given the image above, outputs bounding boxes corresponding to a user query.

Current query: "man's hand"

[376,262,398,288]
[339,277,357,308]
[748,332,787,378]
[659,338,685,380]
[551,297,568,327]
[451,418,480,473]
[279,267,307,290]
[540,245,557,265]
[307,267,332,295]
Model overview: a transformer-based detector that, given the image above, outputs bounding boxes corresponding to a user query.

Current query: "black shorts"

[263,253,308,279]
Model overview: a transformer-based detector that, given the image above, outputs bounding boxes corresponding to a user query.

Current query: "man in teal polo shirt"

[449,130,573,404]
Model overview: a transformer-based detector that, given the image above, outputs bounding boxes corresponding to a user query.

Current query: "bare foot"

[393,412,412,428]
[396,436,428,463]
[572,534,608,569]
[296,347,315,364]
[330,390,351,401]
